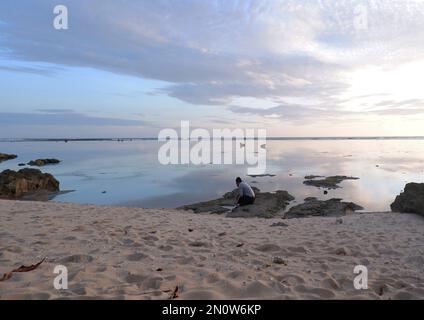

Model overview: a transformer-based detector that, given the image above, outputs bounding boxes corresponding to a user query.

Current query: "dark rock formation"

[303,175,359,189]
[0,168,60,199]
[247,174,276,178]
[391,183,424,216]
[305,175,324,180]
[284,197,363,219]
[0,153,17,163]
[27,158,61,166]
[179,187,295,218]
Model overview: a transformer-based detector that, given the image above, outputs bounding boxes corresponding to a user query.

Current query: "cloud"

[0,64,59,76]
[1,0,424,112]
[229,98,424,121]
[229,103,349,121]
[0,110,145,126]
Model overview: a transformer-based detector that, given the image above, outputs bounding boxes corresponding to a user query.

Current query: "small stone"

[335,247,348,256]
[272,256,286,265]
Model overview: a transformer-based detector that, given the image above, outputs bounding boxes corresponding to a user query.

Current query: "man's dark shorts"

[238,195,255,206]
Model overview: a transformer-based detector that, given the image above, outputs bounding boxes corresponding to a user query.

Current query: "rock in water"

[179,187,295,218]
[0,168,60,199]
[284,197,363,219]
[303,175,359,189]
[27,158,61,166]
[0,153,17,163]
[391,183,424,217]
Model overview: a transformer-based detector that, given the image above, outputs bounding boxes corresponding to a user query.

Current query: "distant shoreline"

[2,136,424,142]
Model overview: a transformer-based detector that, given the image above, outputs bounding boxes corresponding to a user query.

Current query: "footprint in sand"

[60,254,94,263]
[294,285,336,299]
[321,276,341,290]
[125,273,147,284]
[255,244,281,252]
[158,244,173,251]
[278,274,306,286]
[127,252,148,261]
[189,241,212,248]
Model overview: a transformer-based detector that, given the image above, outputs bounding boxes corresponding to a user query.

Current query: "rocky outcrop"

[284,197,363,219]
[27,158,61,166]
[391,183,424,217]
[0,153,17,163]
[0,168,60,199]
[303,175,359,189]
[179,187,295,218]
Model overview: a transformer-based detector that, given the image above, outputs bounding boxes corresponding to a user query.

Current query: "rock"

[0,168,60,199]
[27,158,61,166]
[247,174,276,178]
[335,247,349,256]
[272,256,286,265]
[0,153,17,163]
[303,175,359,189]
[179,187,294,218]
[391,183,424,216]
[18,163,26,167]
[305,175,324,180]
[323,190,328,195]
[284,197,363,219]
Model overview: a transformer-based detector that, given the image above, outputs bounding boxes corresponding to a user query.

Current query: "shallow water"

[1,139,424,211]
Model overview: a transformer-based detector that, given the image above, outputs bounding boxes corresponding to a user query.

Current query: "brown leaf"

[168,285,179,299]
[12,257,46,273]
[0,257,46,282]
[0,272,13,282]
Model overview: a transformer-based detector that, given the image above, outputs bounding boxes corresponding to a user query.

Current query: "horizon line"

[2,136,424,142]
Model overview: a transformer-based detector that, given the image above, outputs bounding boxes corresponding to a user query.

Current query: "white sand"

[0,199,423,300]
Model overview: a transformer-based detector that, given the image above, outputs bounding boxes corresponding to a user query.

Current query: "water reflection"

[0,139,423,211]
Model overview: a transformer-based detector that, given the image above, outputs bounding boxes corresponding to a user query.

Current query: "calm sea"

[1,138,424,211]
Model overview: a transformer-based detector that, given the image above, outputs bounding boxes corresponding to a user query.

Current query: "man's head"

[236,177,242,187]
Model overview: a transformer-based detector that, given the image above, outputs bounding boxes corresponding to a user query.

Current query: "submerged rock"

[303,175,359,189]
[0,153,17,163]
[179,187,295,218]
[284,197,363,219]
[27,158,61,166]
[391,183,424,217]
[305,175,324,180]
[247,174,276,178]
[0,168,60,199]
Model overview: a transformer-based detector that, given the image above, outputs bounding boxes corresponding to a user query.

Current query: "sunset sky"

[1,0,424,138]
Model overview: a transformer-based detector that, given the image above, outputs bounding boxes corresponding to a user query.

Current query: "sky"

[1,0,424,138]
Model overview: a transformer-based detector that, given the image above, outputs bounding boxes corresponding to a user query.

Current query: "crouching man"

[235,177,255,206]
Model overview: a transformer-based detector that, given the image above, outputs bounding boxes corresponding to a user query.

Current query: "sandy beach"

[1,199,423,300]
